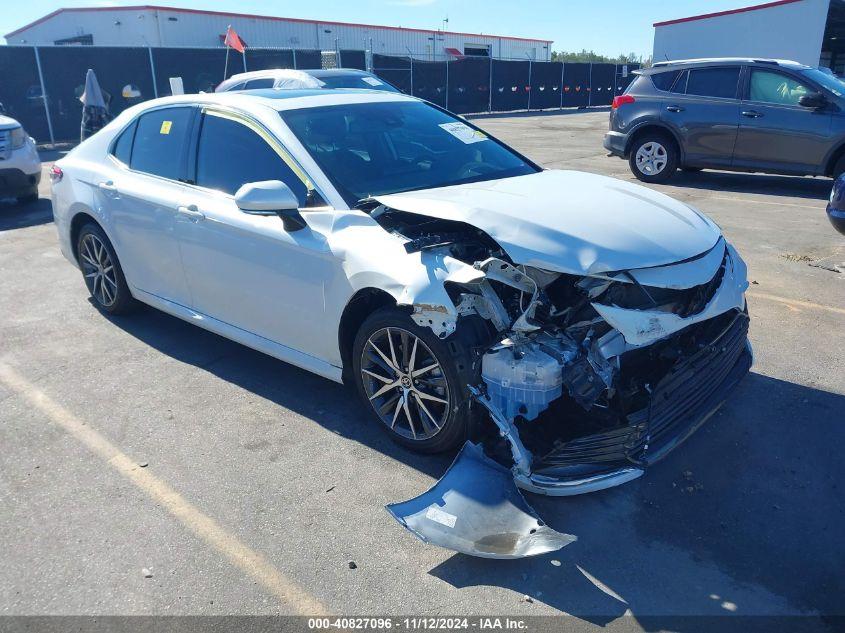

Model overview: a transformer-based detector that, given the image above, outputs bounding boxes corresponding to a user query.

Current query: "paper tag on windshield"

[159,120,172,135]
[362,76,383,86]
[439,122,487,144]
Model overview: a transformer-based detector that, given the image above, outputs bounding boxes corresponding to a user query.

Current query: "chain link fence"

[0,45,639,143]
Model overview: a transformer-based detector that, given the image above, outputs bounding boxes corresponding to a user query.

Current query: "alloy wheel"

[635,141,668,175]
[79,233,118,308]
[360,327,451,441]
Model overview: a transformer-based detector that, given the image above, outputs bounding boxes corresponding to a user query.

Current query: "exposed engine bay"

[371,203,752,559]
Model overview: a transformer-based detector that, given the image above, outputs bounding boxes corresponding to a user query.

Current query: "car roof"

[140,88,416,113]
[646,58,809,73]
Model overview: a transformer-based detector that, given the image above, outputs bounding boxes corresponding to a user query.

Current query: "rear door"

[101,106,194,305]
[732,67,833,174]
[660,66,742,167]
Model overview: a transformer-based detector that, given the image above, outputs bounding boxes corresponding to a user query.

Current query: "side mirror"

[234,180,306,231]
[799,92,827,109]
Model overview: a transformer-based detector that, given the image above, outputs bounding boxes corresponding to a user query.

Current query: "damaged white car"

[52,89,752,559]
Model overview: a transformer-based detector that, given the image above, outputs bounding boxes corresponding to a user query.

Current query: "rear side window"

[111,120,136,165]
[194,113,307,202]
[685,67,740,99]
[243,78,275,90]
[650,70,683,92]
[130,107,193,180]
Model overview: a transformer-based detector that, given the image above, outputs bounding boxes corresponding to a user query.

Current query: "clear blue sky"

[3,0,752,57]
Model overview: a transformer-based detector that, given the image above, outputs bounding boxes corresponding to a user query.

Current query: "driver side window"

[749,70,811,106]
[194,113,307,204]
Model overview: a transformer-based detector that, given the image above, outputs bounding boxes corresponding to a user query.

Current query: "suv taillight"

[612,94,635,109]
[49,165,63,183]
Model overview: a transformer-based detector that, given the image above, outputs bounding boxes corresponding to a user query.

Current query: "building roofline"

[653,0,803,28]
[5,5,554,44]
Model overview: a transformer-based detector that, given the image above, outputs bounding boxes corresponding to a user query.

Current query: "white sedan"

[52,89,751,558]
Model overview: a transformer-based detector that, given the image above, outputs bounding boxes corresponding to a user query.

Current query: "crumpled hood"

[375,170,722,275]
[0,115,22,131]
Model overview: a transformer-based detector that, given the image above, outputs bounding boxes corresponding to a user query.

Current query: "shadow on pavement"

[666,170,833,201]
[105,306,844,626]
[431,372,844,628]
[0,197,53,231]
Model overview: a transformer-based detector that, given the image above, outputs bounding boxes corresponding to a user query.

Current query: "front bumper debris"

[386,442,576,559]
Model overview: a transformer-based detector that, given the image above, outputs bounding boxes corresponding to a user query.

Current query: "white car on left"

[0,112,41,203]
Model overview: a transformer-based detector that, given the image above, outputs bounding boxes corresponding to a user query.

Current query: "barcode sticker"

[425,505,457,528]
[160,121,172,135]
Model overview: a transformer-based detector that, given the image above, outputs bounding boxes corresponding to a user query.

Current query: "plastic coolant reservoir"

[482,340,572,421]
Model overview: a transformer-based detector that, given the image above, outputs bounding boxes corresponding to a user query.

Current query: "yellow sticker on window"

[160,120,172,135]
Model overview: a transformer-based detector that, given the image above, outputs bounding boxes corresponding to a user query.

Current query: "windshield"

[280,101,538,206]
[317,74,400,92]
[802,67,845,97]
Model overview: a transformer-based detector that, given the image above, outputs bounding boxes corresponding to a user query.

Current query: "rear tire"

[76,222,137,315]
[352,307,478,453]
[629,133,678,183]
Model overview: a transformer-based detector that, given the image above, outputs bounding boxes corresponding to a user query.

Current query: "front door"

[732,68,833,174]
[661,66,742,168]
[174,109,334,358]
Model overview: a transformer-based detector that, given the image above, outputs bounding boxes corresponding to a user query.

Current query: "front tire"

[352,307,476,453]
[76,222,137,315]
[629,133,678,183]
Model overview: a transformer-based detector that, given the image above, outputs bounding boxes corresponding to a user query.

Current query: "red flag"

[224,26,245,53]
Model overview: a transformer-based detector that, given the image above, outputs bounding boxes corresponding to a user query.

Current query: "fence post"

[292,48,297,69]
[588,63,593,107]
[242,49,248,73]
[148,47,158,98]
[488,56,493,113]
[409,55,414,96]
[33,47,55,145]
[527,59,532,111]
[445,57,449,111]
[560,62,565,109]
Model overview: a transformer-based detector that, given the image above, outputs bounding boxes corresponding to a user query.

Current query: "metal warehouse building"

[4,5,552,61]
[654,0,845,73]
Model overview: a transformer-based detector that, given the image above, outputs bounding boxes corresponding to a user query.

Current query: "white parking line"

[0,362,328,615]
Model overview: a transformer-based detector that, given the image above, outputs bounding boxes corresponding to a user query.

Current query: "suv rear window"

[685,67,740,99]
[650,70,683,92]
[243,78,275,90]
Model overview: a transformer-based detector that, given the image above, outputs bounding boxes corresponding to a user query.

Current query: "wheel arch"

[338,287,398,384]
[625,123,684,163]
[69,210,102,264]
[823,139,845,176]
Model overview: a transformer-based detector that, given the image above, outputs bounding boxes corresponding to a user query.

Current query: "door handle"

[176,205,205,221]
[666,105,684,113]
[98,181,119,196]
[742,110,763,118]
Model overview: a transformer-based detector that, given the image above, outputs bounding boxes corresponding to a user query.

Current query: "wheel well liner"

[625,124,683,161]
[338,288,397,383]
[824,141,845,176]
[69,212,99,263]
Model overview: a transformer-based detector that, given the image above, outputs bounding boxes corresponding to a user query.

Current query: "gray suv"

[604,58,845,183]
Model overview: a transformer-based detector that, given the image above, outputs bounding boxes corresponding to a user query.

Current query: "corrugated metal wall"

[6,8,551,61]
